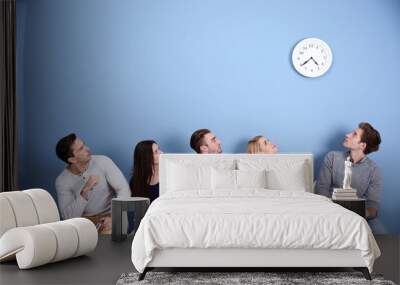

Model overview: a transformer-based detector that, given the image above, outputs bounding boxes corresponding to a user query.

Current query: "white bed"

[131,154,380,280]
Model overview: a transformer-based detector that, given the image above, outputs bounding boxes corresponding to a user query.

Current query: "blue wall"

[17,0,400,233]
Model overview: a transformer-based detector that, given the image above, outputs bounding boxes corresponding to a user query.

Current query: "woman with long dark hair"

[130,140,162,202]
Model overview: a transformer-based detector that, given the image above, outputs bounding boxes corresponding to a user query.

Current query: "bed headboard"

[159,153,314,195]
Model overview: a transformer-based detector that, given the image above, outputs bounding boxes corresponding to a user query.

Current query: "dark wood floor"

[374,235,400,284]
[1,235,399,285]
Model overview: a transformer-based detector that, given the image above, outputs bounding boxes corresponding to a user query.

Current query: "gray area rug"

[116,271,396,285]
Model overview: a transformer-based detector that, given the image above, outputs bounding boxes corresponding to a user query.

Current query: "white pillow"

[236,169,267,189]
[212,169,237,190]
[237,158,310,192]
[167,163,212,191]
[265,162,307,191]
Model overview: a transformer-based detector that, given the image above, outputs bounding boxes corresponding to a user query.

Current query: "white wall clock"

[292,38,333,78]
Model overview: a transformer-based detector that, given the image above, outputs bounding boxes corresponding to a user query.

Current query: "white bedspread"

[131,190,380,273]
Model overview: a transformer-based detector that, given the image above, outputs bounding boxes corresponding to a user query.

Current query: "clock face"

[292,38,333,78]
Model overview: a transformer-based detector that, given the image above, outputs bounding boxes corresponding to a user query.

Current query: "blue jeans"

[368,218,387,234]
[127,211,135,234]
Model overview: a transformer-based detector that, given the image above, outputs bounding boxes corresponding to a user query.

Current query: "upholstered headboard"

[159,154,314,195]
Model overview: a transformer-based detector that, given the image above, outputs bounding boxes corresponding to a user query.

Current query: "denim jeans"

[368,217,387,234]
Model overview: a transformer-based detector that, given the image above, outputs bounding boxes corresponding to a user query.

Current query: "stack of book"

[332,188,358,200]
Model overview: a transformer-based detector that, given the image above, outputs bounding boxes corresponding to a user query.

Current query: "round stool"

[111,197,150,242]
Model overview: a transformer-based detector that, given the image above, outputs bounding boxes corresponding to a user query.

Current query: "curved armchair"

[0,189,98,269]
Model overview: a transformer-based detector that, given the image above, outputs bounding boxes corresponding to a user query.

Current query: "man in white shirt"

[55,133,130,234]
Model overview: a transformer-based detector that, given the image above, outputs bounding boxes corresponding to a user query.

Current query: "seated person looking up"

[247,135,278,154]
[190,129,222,154]
[55,133,130,234]
[316,122,382,220]
[130,140,162,203]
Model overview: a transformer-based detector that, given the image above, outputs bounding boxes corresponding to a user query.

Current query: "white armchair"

[0,189,98,269]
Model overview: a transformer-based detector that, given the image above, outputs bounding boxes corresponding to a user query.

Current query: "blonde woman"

[247,135,278,154]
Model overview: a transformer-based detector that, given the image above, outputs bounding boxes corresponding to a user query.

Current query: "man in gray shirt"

[316,122,382,220]
[55,133,130,233]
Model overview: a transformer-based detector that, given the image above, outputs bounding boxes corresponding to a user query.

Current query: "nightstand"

[111,197,150,242]
[332,198,366,218]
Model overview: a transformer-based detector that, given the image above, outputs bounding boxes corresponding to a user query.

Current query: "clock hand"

[310,57,319,65]
[300,57,312,66]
